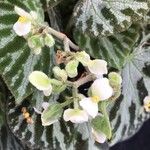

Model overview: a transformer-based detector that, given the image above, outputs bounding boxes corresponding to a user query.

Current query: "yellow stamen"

[18,16,29,23]
[144,102,150,112]
[91,96,100,103]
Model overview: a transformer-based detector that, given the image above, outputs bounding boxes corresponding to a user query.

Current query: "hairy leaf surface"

[0,1,51,104]
[73,0,149,36]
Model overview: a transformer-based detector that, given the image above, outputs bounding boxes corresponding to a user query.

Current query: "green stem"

[61,98,74,107]
[72,87,79,109]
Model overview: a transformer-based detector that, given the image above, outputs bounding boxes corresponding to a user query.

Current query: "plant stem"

[45,27,79,51]
[74,74,96,88]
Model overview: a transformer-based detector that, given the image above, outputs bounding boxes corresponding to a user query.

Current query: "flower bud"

[53,66,68,82]
[108,72,122,87]
[65,60,79,78]
[44,34,55,47]
[28,34,44,54]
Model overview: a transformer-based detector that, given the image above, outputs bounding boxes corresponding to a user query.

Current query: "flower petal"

[92,128,106,143]
[43,86,52,96]
[42,117,58,126]
[91,78,113,101]
[13,21,31,36]
[14,6,31,18]
[63,108,88,123]
[28,71,51,91]
[88,59,107,76]
[143,96,150,112]
[79,98,98,118]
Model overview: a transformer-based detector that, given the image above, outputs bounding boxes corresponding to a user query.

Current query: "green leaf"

[41,103,63,126]
[108,34,150,145]
[74,24,141,70]
[91,102,112,139]
[73,0,149,36]
[0,1,51,104]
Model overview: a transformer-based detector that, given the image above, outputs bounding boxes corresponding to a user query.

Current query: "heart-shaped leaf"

[108,34,150,145]
[0,1,52,104]
[73,0,149,36]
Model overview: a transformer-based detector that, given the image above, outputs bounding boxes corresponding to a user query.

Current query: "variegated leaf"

[7,92,109,150]
[73,0,149,36]
[74,24,140,69]
[0,1,51,104]
[109,35,150,145]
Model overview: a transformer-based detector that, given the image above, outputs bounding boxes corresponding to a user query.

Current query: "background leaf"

[74,24,141,69]
[0,1,52,104]
[7,92,109,150]
[108,34,150,145]
[72,0,149,36]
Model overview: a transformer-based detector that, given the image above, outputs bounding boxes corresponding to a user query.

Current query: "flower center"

[144,102,150,109]
[91,96,100,103]
[18,16,29,23]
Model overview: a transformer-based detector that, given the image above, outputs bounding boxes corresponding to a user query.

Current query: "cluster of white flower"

[28,50,118,143]
[13,6,122,144]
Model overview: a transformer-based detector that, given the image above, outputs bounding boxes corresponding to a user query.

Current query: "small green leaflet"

[73,0,149,36]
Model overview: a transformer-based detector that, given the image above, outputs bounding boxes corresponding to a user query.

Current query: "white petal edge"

[43,86,52,96]
[144,96,150,104]
[92,128,106,143]
[13,21,31,36]
[14,6,31,18]
[28,71,51,91]
[91,78,113,101]
[63,108,88,123]
[79,98,98,118]
[88,59,108,76]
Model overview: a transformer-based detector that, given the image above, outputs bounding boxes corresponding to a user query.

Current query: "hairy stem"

[45,27,79,51]
[74,74,96,88]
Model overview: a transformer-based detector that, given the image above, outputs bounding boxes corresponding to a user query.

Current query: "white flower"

[79,97,99,118]
[28,71,52,96]
[92,128,106,143]
[143,96,150,112]
[13,6,37,36]
[91,78,113,101]
[63,108,88,123]
[80,78,113,118]
[88,59,108,76]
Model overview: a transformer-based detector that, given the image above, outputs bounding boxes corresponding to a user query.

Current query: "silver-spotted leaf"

[108,35,150,145]
[0,1,51,104]
[7,92,109,150]
[74,24,141,69]
[73,0,149,36]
